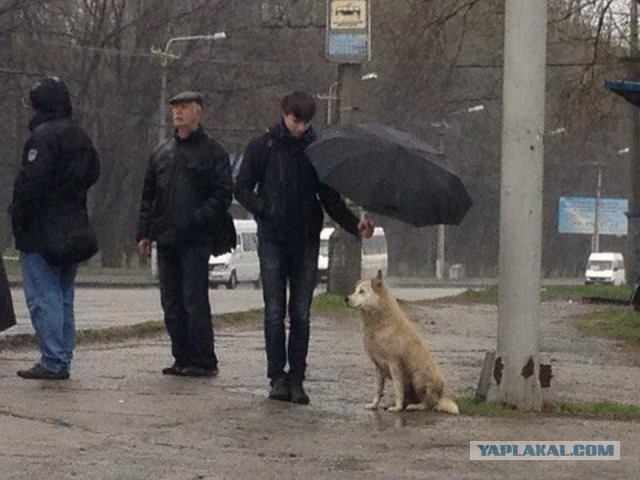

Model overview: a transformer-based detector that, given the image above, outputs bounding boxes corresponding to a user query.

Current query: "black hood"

[29,76,72,116]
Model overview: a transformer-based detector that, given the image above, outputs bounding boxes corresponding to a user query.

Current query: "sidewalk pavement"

[1,297,637,478]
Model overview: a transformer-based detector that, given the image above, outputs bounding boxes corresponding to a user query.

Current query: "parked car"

[208,219,260,289]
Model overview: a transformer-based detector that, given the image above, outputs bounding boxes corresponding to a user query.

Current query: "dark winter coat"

[234,121,359,244]
[136,126,233,248]
[9,77,100,264]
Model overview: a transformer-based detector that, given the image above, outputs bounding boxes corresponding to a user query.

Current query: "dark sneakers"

[290,381,310,405]
[17,364,70,380]
[163,363,218,377]
[162,362,186,376]
[181,366,219,377]
[269,377,291,401]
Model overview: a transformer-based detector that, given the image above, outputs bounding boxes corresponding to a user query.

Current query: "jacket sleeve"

[10,132,57,230]
[318,182,360,237]
[136,154,157,241]
[193,144,233,227]
[234,135,269,219]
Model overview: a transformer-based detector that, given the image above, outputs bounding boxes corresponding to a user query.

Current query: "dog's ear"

[372,276,383,292]
[376,269,383,280]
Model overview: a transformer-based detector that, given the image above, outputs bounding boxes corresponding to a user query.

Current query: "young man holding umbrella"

[235,90,374,404]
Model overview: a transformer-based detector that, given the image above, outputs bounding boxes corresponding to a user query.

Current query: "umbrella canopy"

[306,123,472,227]
[605,79,640,108]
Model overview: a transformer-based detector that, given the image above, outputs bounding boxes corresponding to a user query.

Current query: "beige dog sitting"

[346,272,458,414]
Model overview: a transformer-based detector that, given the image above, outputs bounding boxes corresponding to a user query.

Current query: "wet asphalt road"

[4,284,466,336]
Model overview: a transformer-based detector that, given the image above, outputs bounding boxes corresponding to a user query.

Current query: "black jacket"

[234,121,359,244]
[10,78,100,264]
[136,126,233,247]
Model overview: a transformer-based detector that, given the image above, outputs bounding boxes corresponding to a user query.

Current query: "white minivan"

[584,252,626,286]
[208,219,261,289]
[317,227,388,282]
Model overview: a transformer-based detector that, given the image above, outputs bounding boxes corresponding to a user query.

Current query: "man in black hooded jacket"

[10,76,100,380]
[235,91,374,404]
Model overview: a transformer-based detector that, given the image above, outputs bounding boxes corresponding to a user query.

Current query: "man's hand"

[357,220,375,238]
[138,238,151,257]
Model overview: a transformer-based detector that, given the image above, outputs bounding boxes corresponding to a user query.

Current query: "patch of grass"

[429,284,633,305]
[573,309,640,348]
[311,292,357,317]
[557,400,640,421]
[541,284,632,302]
[457,396,640,421]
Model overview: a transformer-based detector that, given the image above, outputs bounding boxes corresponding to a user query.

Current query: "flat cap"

[169,91,204,106]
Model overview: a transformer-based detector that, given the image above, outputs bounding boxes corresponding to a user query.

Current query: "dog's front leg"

[387,363,405,413]
[365,365,385,410]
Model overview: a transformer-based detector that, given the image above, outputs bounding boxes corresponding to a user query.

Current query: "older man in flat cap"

[136,91,233,377]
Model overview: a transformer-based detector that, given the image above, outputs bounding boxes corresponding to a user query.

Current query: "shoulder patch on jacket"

[27,149,38,162]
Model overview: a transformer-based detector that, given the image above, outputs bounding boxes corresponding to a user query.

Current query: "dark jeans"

[259,238,319,382]
[157,243,217,370]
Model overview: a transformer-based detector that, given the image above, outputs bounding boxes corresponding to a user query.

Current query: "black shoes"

[269,378,291,401]
[162,363,218,377]
[17,364,70,380]
[162,362,186,376]
[181,366,219,377]
[290,381,310,405]
[269,378,310,404]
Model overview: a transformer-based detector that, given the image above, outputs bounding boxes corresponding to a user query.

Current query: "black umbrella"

[306,123,472,227]
[605,79,640,108]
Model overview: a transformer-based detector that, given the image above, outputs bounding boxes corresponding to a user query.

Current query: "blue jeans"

[259,238,319,382]
[21,252,77,373]
[157,244,217,370]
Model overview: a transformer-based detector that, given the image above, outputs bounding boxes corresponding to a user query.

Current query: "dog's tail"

[435,397,459,415]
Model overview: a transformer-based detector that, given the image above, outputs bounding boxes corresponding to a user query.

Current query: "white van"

[208,219,261,289]
[584,252,626,286]
[317,227,388,282]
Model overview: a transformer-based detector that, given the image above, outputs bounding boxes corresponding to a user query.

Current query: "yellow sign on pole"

[330,0,367,30]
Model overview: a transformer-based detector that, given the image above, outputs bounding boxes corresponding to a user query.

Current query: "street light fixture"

[590,147,629,254]
[148,32,226,279]
[151,32,227,144]
[432,104,485,280]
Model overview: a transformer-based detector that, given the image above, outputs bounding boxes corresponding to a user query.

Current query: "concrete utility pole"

[486,0,548,410]
[628,0,640,286]
[327,63,363,295]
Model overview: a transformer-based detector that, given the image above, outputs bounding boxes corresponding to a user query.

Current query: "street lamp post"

[433,104,485,280]
[149,32,226,278]
[152,32,227,144]
[591,162,604,253]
